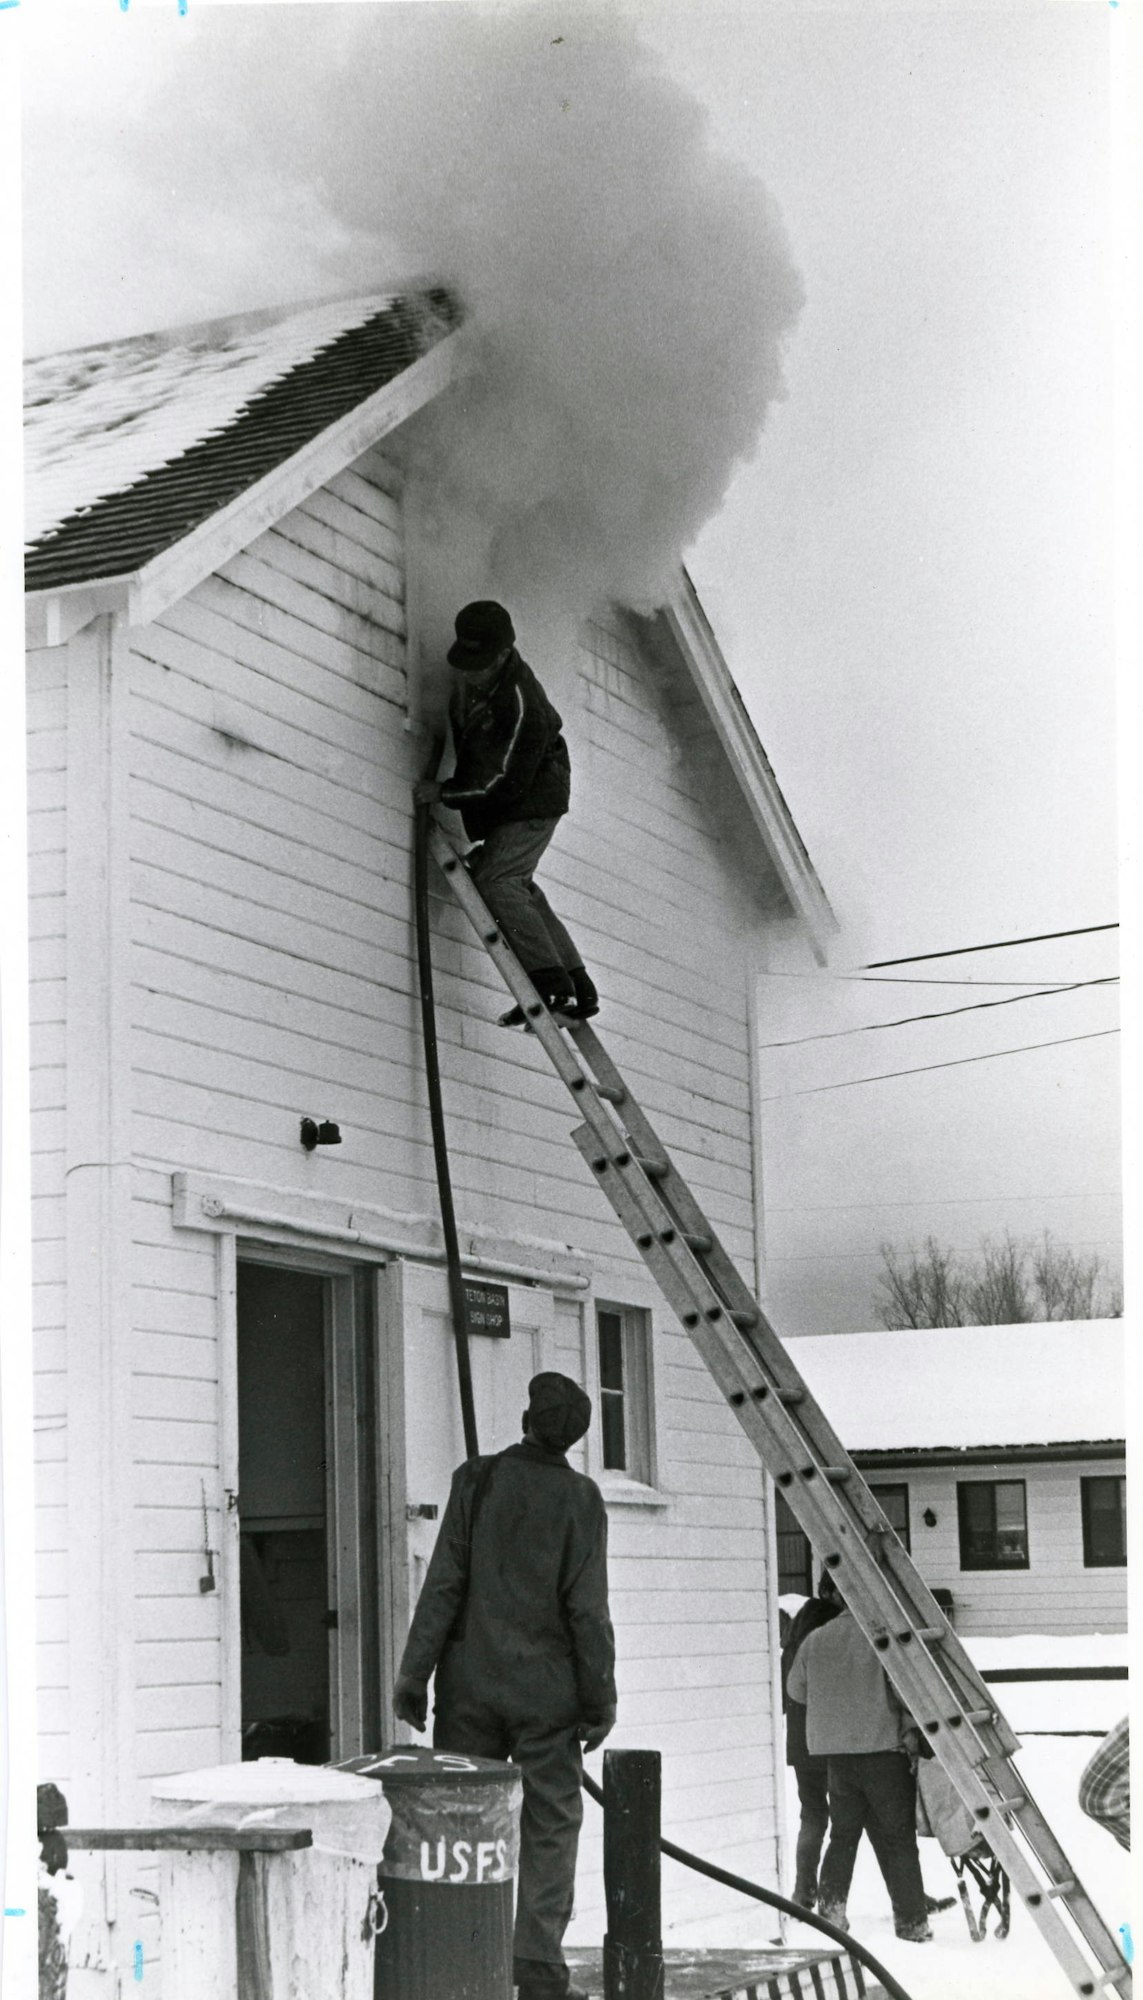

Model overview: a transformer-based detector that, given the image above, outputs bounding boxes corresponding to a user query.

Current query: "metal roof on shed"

[24,287,460,592]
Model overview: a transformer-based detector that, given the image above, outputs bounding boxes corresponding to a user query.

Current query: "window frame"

[1080,1474,1127,1569]
[956,1477,1030,1572]
[592,1299,657,1494]
[869,1481,912,1554]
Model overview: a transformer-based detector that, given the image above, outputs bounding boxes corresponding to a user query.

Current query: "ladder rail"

[427,823,1131,2000]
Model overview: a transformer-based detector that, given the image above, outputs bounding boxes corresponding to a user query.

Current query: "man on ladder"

[413,600,599,1025]
[393,1373,617,2000]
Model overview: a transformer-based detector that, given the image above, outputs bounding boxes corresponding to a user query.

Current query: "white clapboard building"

[780,1322,1128,1638]
[24,288,835,1986]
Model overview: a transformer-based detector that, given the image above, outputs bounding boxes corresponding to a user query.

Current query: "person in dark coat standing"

[393,1372,616,2000]
[781,1571,842,1911]
[414,600,599,1023]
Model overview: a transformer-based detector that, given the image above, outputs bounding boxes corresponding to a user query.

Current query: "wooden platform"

[565,1945,888,1999]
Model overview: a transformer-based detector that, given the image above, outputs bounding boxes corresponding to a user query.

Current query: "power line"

[760,970,1105,990]
[759,1028,1120,1102]
[757,977,1119,1052]
[864,923,1118,970]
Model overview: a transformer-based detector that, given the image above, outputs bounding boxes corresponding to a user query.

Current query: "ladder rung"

[634,1153,670,1179]
[979,1796,1026,1817]
[1047,1879,1077,1899]
[684,1230,713,1254]
[778,1387,805,1406]
[962,1707,994,1726]
[821,1466,851,1483]
[595,1082,626,1105]
[730,1308,759,1330]
[914,1625,945,1642]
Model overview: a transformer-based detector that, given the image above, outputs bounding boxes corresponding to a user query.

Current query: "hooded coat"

[440,652,571,842]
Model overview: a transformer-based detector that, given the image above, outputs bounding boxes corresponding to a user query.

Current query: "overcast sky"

[17,0,1125,1334]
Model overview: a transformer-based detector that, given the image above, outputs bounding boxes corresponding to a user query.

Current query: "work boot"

[567,967,600,1020]
[895,1918,934,1943]
[817,1901,849,1932]
[501,967,575,1028]
[513,1957,586,1998]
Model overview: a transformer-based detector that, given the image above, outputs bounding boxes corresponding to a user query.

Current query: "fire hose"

[412,799,916,2000]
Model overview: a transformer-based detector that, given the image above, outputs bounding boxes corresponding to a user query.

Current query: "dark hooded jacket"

[440,651,571,841]
[398,1441,616,1727]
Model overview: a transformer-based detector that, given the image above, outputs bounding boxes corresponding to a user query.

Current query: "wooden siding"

[27,645,70,1792]
[34,438,786,1948]
[865,1457,1128,1637]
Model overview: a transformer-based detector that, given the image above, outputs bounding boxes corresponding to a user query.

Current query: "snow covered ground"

[778,1632,1133,2000]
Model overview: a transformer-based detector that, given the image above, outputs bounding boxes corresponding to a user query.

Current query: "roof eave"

[25,326,463,644]
[660,569,837,959]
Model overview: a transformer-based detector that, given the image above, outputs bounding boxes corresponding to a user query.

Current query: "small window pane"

[958,1480,1028,1570]
[598,1312,625,1391]
[601,1393,627,1472]
[1082,1476,1127,1567]
[870,1483,910,1553]
[775,1491,813,1596]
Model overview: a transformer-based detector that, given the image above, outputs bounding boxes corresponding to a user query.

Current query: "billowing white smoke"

[25,4,802,613]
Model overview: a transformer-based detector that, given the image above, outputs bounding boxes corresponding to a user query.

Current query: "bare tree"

[875,1230,1122,1329]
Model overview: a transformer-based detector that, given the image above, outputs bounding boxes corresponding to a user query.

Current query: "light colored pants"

[467,818,582,977]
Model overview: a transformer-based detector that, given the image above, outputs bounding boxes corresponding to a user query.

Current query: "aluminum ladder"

[428,821,1130,2000]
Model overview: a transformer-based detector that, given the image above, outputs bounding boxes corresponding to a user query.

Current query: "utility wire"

[757,977,1119,1052]
[760,970,1104,990]
[864,922,1118,969]
[759,1028,1120,1102]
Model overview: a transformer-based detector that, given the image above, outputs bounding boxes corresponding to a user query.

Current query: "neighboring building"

[24,290,834,1988]
[778,1323,1127,1638]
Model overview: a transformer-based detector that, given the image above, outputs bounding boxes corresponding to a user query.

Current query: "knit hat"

[526,1371,593,1451]
[447,600,515,670]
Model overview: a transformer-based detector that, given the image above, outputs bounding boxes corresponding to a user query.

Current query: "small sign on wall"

[463,1280,511,1339]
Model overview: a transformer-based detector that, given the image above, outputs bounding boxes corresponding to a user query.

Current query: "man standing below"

[414,600,599,1024]
[781,1571,842,1911]
[787,1585,932,1943]
[393,1373,616,2000]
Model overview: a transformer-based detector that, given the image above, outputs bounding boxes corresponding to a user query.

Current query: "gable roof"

[24,287,831,945]
[785,1320,1126,1454]
[24,287,460,597]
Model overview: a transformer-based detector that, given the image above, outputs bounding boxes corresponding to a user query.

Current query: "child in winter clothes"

[414,601,599,1021]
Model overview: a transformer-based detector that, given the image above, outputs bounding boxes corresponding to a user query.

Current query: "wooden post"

[602,1751,664,2000]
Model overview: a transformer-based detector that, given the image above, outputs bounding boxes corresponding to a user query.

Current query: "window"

[957,1480,1029,1570]
[595,1304,653,1485]
[870,1482,911,1554]
[1081,1476,1127,1568]
[775,1491,813,1596]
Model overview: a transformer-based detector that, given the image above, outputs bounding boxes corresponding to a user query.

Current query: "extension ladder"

[428,822,1131,2000]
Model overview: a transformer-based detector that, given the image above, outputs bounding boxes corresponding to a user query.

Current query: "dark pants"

[792,1762,831,1906]
[468,818,582,977]
[435,1690,584,1994]
[820,1751,927,1927]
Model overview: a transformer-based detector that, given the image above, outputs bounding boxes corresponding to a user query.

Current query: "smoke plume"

[25,3,803,611]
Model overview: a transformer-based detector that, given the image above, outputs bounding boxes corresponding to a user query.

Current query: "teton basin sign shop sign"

[463,1281,511,1339]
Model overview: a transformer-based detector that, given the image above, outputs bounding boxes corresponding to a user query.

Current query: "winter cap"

[447,600,515,670]
[526,1371,593,1451]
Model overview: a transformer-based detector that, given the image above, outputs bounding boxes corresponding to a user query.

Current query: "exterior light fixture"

[923,1507,938,1528]
[300,1117,342,1152]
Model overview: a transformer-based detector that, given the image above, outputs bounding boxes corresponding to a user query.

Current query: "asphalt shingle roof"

[24,287,460,593]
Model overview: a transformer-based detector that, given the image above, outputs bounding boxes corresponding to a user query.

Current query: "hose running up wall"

[413,796,912,2000]
[413,785,479,1459]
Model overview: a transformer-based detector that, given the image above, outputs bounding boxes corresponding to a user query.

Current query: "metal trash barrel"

[339,1748,522,2000]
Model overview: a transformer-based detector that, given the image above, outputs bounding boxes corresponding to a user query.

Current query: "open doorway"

[236,1257,380,1762]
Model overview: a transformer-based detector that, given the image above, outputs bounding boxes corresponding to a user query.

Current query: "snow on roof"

[783,1320,1125,1452]
[24,288,459,588]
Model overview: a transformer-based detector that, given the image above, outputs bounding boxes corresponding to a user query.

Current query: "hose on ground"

[581,1738,917,1999]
